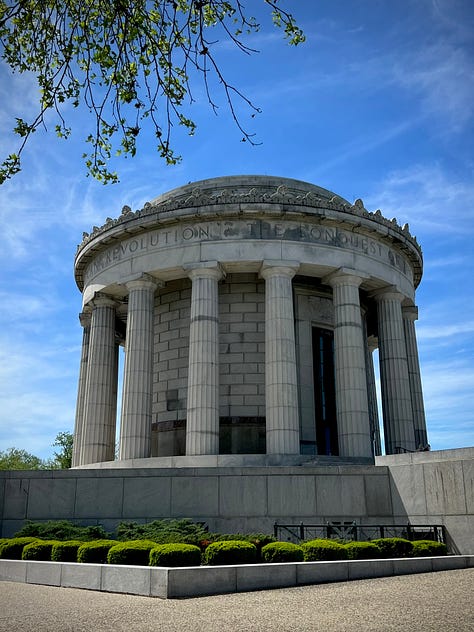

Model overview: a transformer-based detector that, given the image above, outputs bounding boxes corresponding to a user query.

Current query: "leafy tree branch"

[0,1,304,184]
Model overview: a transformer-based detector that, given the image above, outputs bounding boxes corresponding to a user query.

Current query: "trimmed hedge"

[204,540,257,565]
[411,540,447,557]
[0,537,40,560]
[261,541,304,563]
[344,541,380,560]
[210,533,275,553]
[51,540,84,562]
[77,540,118,564]
[302,539,348,561]
[150,543,202,567]
[107,540,157,566]
[371,538,413,558]
[22,540,59,561]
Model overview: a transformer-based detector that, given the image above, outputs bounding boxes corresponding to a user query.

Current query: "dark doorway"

[312,327,338,455]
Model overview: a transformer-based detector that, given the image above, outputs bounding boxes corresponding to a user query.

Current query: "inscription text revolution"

[84,219,408,281]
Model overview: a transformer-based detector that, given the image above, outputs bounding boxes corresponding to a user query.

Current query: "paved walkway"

[0,569,472,632]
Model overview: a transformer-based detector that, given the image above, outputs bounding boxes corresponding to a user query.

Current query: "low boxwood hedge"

[261,541,304,563]
[0,537,41,560]
[22,540,59,561]
[107,540,158,566]
[371,537,413,558]
[77,540,118,564]
[51,540,84,562]
[203,540,257,565]
[344,541,380,560]
[210,533,275,557]
[411,540,447,557]
[150,543,202,567]
[301,539,348,561]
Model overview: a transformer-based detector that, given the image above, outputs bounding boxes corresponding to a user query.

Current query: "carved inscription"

[84,219,408,282]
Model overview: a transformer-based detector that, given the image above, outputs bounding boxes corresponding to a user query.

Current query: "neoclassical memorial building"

[72,175,428,468]
[6,174,474,554]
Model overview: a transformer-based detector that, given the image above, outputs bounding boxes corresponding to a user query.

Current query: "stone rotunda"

[72,175,428,468]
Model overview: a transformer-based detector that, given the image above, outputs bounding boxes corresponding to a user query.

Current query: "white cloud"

[417,321,474,341]
[365,164,474,235]
[391,42,474,132]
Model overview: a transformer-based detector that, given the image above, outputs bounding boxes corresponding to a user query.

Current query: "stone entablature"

[72,175,428,468]
[75,175,422,295]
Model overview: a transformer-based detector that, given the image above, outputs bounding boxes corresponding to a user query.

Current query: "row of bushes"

[13,519,276,551]
[0,537,447,566]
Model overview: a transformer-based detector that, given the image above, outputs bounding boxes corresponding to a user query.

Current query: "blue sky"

[0,0,473,459]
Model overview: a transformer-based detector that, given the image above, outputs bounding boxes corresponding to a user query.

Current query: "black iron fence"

[274,522,446,544]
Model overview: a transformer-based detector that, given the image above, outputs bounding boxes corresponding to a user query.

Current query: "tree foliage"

[0,1,304,184]
[0,431,73,470]
[52,430,73,469]
[0,447,45,470]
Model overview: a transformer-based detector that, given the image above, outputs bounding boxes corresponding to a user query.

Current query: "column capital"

[125,273,163,292]
[260,260,299,280]
[79,311,91,328]
[323,267,369,288]
[87,292,118,309]
[367,335,379,352]
[184,261,225,281]
[371,285,406,303]
[402,305,419,321]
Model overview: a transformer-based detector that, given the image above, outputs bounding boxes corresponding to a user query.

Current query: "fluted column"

[80,294,118,465]
[185,262,223,455]
[403,305,428,448]
[261,261,300,454]
[366,335,382,456]
[72,312,91,467]
[119,275,159,460]
[375,289,416,454]
[325,269,372,458]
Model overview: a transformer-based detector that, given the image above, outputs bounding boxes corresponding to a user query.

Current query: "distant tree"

[51,431,73,469]
[0,447,44,470]
[0,1,305,184]
[0,431,73,470]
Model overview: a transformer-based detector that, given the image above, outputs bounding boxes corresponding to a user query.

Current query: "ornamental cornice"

[76,182,420,256]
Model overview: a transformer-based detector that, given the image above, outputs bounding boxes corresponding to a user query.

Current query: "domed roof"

[149,175,349,207]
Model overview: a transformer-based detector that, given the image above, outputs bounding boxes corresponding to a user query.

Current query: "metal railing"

[274,522,446,544]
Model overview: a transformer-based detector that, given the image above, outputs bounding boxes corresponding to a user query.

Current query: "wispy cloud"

[391,42,474,132]
[418,321,474,341]
[365,164,474,235]
[0,337,77,457]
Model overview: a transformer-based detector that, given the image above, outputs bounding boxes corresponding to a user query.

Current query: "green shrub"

[344,541,380,560]
[51,540,84,562]
[204,540,257,565]
[107,540,157,566]
[77,540,118,564]
[261,541,304,563]
[301,539,348,561]
[371,537,413,558]
[0,537,40,560]
[15,520,109,541]
[211,533,275,556]
[150,543,202,567]
[22,540,59,561]
[411,540,447,557]
[115,519,210,546]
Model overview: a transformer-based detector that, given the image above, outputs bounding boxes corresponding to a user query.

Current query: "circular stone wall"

[73,175,427,468]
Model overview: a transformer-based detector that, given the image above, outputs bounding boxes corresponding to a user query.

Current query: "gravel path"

[0,569,473,632]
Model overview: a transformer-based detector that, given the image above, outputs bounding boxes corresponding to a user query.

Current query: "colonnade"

[72,264,427,466]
